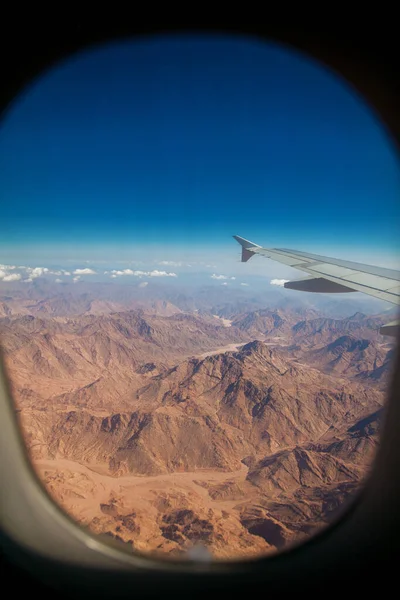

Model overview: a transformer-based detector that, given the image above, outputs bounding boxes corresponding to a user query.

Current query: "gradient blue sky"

[0,33,399,277]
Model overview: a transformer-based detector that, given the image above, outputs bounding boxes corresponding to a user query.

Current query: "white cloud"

[110,269,177,278]
[270,279,290,287]
[211,274,228,280]
[1,273,22,282]
[110,269,135,276]
[0,269,23,282]
[138,281,148,288]
[55,278,63,283]
[221,282,228,286]
[73,268,96,275]
[25,267,49,279]
[1,264,85,282]
[158,261,183,267]
[148,270,177,277]
[73,276,81,283]
[240,283,249,286]
[211,274,236,281]
[0,264,22,271]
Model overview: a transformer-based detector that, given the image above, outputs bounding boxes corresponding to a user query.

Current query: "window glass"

[0,33,399,561]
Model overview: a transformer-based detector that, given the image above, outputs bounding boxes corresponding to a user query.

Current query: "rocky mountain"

[0,288,185,319]
[231,308,301,338]
[298,335,394,383]
[20,340,383,472]
[291,312,390,345]
[15,336,387,558]
[0,297,394,559]
[0,310,250,405]
[230,307,396,350]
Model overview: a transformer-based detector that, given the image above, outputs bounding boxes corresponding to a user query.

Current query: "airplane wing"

[233,235,400,336]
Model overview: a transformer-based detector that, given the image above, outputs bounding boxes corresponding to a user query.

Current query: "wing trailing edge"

[284,277,357,293]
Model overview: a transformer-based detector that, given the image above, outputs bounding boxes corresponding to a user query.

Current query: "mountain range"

[0,291,396,559]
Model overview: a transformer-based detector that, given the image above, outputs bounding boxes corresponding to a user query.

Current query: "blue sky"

[0,32,399,283]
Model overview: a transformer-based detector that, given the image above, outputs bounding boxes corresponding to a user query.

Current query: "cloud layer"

[211,274,236,281]
[0,272,21,282]
[73,268,96,275]
[158,261,183,267]
[0,263,77,283]
[0,263,89,283]
[0,261,181,283]
[110,269,177,278]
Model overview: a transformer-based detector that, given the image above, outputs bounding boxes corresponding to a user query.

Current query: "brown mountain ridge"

[0,302,393,559]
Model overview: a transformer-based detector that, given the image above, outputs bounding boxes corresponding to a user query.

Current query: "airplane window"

[0,33,399,561]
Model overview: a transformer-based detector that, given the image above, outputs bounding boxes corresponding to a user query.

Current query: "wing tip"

[233,235,261,249]
[233,235,260,262]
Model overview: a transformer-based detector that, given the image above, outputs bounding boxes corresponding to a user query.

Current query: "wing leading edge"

[233,235,400,337]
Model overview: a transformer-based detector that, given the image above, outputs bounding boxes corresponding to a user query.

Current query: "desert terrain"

[0,281,395,559]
